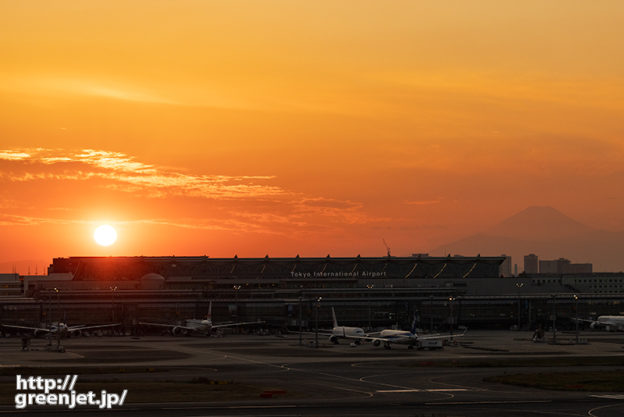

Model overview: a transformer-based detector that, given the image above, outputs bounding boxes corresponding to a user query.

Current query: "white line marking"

[425,400,551,405]
[426,388,469,392]
[377,388,468,393]
[590,394,624,400]
[588,403,623,417]
[228,405,298,409]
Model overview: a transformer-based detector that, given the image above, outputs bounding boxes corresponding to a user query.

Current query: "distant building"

[524,254,539,274]
[539,257,592,274]
[499,255,512,277]
[539,258,570,274]
[566,263,593,274]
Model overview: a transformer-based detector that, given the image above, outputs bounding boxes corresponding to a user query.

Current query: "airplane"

[1,321,121,337]
[139,301,263,336]
[327,307,367,344]
[364,314,467,350]
[574,315,624,331]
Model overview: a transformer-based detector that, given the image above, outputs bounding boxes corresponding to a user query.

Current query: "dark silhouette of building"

[524,253,539,274]
[539,257,592,274]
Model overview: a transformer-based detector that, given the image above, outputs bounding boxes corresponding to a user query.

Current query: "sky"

[1,1,623,273]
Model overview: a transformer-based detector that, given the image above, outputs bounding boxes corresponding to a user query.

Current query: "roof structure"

[49,255,505,281]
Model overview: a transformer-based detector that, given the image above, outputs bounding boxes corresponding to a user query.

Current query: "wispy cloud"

[0,148,283,199]
[0,214,76,227]
[1,76,179,105]
[0,151,31,161]
[0,213,286,235]
[405,199,441,206]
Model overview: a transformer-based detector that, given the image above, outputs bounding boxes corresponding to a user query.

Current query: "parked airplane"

[575,315,624,331]
[365,314,467,349]
[139,301,263,336]
[1,321,121,337]
[327,307,367,344]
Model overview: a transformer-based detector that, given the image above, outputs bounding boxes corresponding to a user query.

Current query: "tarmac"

[0,330,623,416]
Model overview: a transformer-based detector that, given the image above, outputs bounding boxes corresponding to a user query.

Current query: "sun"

[94,225,117,247]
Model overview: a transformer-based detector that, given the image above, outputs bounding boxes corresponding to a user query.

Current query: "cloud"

[0,151,31,161]
[0,212,291,237]
[1,76,179,106]
[298,197,362,209]
[0,148,284,199]
[0,214,76,227]
[405,200,440,206]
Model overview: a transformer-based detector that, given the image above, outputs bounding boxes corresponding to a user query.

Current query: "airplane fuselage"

[378,329,416,344]
[182,319,213,333]
[331,326,365,338]
[594,316,624,331]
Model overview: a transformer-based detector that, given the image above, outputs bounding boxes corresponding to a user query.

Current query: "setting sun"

[94,225,117,247]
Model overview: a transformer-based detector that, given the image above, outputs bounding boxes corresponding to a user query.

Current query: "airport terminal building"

[2,255,624,333]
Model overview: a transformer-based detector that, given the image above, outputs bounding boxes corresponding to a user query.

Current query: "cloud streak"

[0,148,283,199]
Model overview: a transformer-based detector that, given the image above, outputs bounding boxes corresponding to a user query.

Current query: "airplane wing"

[571,318,595,323]
[211,320,265,329]
[363,328,468,345]
[288,330,337,336]
[417,333,464,340]
[361,334,411,343]
[67,323,121,333]
[138,321,198,331]
[1,324,50,333]
[417,327,467,340]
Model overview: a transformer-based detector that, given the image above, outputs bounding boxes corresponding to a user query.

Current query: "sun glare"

[94,224,117,247]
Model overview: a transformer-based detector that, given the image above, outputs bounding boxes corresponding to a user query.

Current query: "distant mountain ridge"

[432,206,624,272]
[486,206,593,240]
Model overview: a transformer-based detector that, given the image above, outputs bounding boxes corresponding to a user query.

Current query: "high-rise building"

[524,253,539,274]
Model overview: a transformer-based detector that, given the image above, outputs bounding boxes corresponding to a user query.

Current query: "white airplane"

[364,315,467,349]
[575,315,624,331]
[327,307,367,344]
[139,301,263,336]
[1,321,121,337]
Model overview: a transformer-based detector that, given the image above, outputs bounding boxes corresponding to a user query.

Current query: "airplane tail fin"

[332,307,338,328]
[207,301,212,321]
[411,311,419,334]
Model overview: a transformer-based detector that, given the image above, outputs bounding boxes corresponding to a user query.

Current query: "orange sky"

[1,1,623,273]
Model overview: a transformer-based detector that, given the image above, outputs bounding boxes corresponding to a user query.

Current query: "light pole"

[315,297,322,348]
[429,295,434,332]
[110,286,118,323]
[53,288,60,324]
[366,284,374,330]
[233,285,241,320]
[47,291,52,327]
[551,294,557,344]
[573,294,579,344]
[515,282,524,329]
[298,294,303,346]
[448,296,456,340]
